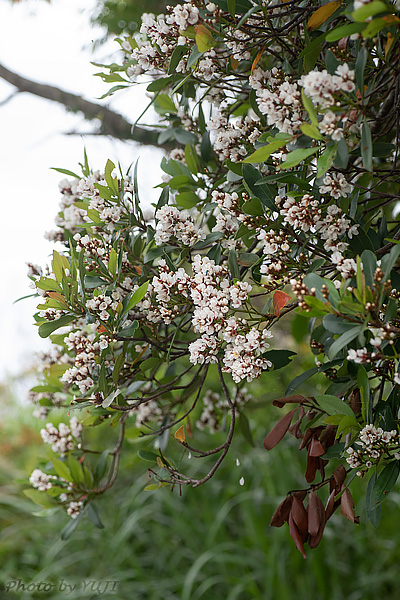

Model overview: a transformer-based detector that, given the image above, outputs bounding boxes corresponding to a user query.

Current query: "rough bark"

[0,62,162,147]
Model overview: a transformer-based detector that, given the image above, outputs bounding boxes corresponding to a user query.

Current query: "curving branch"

[0,62,165,147]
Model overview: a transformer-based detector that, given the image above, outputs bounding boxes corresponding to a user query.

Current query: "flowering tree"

[26,0,400,555]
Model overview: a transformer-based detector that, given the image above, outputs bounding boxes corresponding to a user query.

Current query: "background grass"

[1,368,400,600]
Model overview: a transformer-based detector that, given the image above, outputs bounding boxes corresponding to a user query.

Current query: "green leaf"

[278,146,319,170]
[125,281,149,312]
[361,120,373,171]
[51,167,80,179]
[355,45,368,94]
[113,352,125,384]
[300,123,323,140]
[38,315,76,338]
[328,325,364,359]
[108,248,118,277]
[84,276,108,288]
[325,22,366,41]
[323,442,345,459]
[334,137,349,169]
[67,455,86,485]
[23,489,57,508]
[61,511,84,540]
[242,164,276,211]
[369,461,400,507]
[264,350,296,370]
[366,473,382,527]
[301,90,318,127]
[316,144,337,177]
[227,0,236,17]
[242,136,292,163]
[155,94,177,113]
[176,191,199,208]
[352,0,388,21]
[52,459,73,482]
[138,450,159,462]
[168,44,188,74]
[285,366,318,395]
[228,250,240,279]
[87,503,104,529]
[118,321,139,338]
[357,365,371,422]
[315,394,356,418]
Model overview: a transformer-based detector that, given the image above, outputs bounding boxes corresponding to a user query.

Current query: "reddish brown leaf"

[350,389,362,415]
[273,394,306,408]
[340,489,359,524]
[292,496,308,535]
[305,452,319,483]
[308,517,326,549]
[332,465,347,491]
[270,496,293,527]
[288,405,306,439]
[251,46,265,74]
[263,409,296,450]
[273,290,291,316]
[325,488,336,520]
[288,512,307,559]
[319,425,336,449]
[309,437,325,457]
[307,491,324,537]
[299,428,313,450]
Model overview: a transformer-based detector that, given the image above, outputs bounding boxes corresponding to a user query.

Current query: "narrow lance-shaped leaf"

[263,408,296,450]
[306,0,341,31]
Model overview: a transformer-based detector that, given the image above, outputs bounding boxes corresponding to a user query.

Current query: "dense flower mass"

[26,0,400,557]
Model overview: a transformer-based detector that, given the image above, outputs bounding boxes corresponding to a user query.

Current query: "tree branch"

[0,62,166,147]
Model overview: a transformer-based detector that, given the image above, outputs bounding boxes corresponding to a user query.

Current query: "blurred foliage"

[1,373,400,600]
[92,0,166,40]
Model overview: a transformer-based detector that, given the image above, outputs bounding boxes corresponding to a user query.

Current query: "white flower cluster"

[279,194,321,233]
[61,330,108,394]
[166,2,199,30]
[154,205,203,246]
[346,424,398,470]
[249,68,302,135]
[299,64,355,109]
[315,204,358,252]
[129,399,163,428]
[347,347,369,364]
[49,177,86,237]
[319,172,353,199]
[197,387,253,432]
[66,500,83,519]
[195,49,219,81]
[40,417,82,456]
[86,294,113,321]
[207,111,261,161]
[319,110,344,141]
[331,252,358,279]
[29,469,54,491]
[222,322,273,383]
[225,29,252,61]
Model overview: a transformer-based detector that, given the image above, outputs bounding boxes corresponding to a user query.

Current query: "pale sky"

[0,0,163,380]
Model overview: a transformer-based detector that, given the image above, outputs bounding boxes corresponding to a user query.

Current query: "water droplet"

[239,477,245,486]
[236,458,240,467]
[188,452,192,460]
